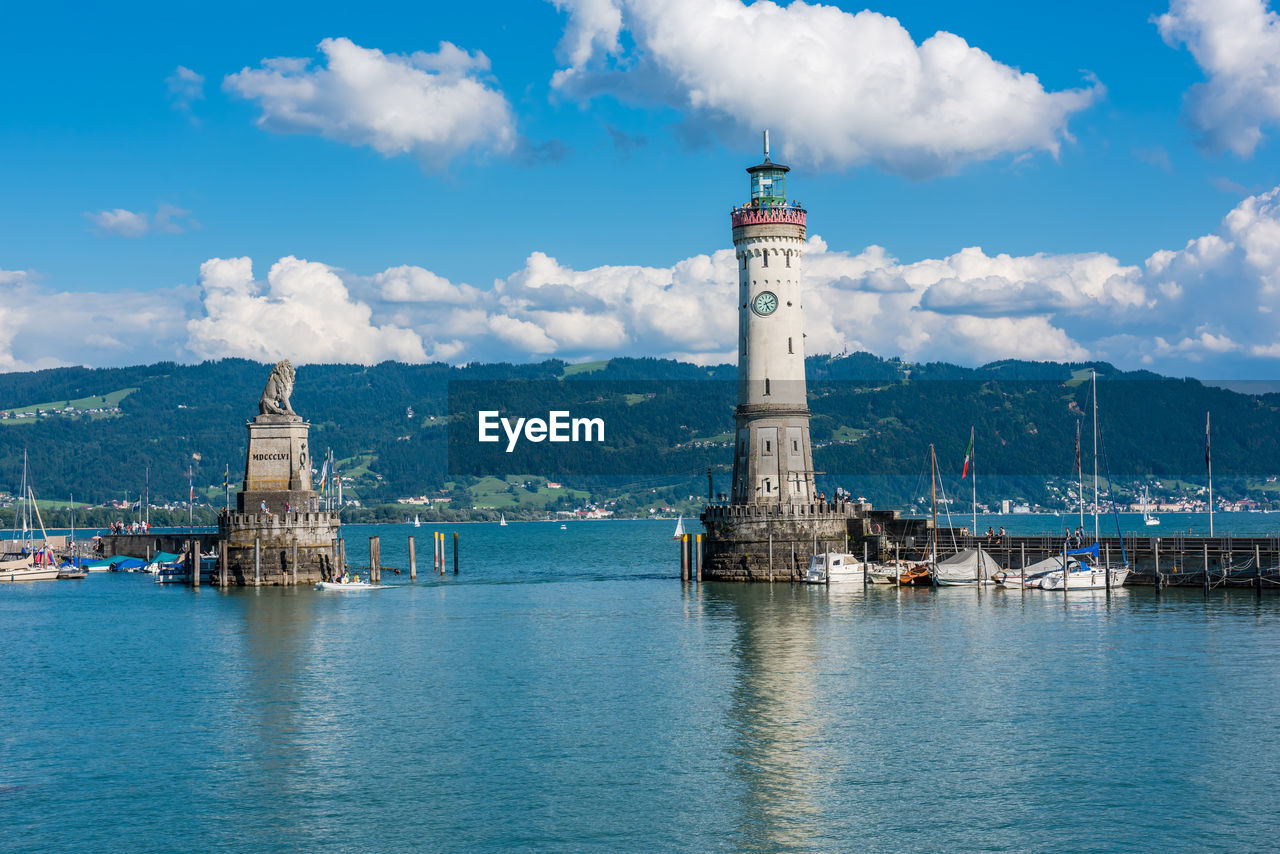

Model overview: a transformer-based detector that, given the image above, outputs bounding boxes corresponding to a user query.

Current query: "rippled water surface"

[4,519,1280,852]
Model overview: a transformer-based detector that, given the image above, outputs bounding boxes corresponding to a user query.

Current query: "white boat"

[1038,554,1130,590]
[1142,487,1160,526]
[413,514,421,528]
[499,514,508,526]
[933,547,1001,586]
[803,553,868,584]
[671,516,686,540]
[993,554,1070,588]
[154,556,216,584]
[867,564,902,584]
[0,452,59,583]
[560,524,567,530]
[315,579,381,590]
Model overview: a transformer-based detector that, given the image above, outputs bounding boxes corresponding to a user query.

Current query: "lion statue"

[258,359,297,416]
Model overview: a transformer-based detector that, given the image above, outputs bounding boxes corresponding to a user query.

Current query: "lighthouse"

[701,132,875,582]
[730,131,815,505]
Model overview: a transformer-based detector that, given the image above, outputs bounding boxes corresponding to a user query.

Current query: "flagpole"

[224,464,230,513]
[1092,370,1099,544]
[1207,411,1214,536]
[970,427,977,537]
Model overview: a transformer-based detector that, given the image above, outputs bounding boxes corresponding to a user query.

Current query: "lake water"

[4,518,1280,852]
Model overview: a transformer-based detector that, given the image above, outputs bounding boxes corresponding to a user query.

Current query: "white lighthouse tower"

[730,131,815,506]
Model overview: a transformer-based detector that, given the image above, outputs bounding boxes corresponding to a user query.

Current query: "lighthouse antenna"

[763,129,770,161]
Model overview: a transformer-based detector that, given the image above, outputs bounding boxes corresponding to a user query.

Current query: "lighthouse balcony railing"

[702,501,860,521]
[730,204,806,228]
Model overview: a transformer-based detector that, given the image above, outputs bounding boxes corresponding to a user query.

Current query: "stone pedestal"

[238,415,313,515]
[219,413,339,586]
[701,502,875,582]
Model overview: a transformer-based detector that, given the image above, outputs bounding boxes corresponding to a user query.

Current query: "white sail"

[671,516,686,539]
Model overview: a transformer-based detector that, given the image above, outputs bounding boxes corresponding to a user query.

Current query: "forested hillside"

[1,354,1276,514]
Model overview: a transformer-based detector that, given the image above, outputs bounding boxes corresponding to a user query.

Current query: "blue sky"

[2,0,1279,377]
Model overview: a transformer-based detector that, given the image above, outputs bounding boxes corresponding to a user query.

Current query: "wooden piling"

[768,532,774,582]
[680,533,689,582]
[219,540,228,587]
[895,542,901,587]
[189,540,198,589]
[1203,543,1210,596]
[695,533,702,582]
[863,541,869,589]
[1020,542,1026,591]
[453,531,459,575]
[1154,540,1161,594]
[254,537,261,586]
[370,536,380,585]
[408,536,416,580]
[1256,544,1263,598]
[339,538,346,576]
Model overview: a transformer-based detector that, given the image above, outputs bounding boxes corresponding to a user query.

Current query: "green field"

[470,475,589,509]
[561,360,609,377]
[1,387,138,417]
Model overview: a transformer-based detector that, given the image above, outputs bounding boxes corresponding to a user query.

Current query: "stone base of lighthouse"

[701,502,906,582]
[217,510,341,586]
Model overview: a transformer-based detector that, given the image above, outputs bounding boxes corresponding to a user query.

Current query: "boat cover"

[934,548,1001,582]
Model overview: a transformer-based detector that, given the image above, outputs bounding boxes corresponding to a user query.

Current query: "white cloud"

[224,37,517,167]
[549,0,1100,177]
[166,65,205,114]
[13,186,1280,378]
[85,204,196,237]
[186,256,428,364]
[0,268,191,371]
[1155,0,1280,156]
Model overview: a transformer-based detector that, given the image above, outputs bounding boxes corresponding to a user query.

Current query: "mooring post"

[1203,542,1210,597]
[863,540,869,589]
[254,537,261,586]
[680,533,689,582]
[453,531,459,575]
[439,532,446,575]
[219,540,228,587]
[370,536,380,585]
[895,542,901,586]
[291,539,298,586]
[1154,540,1161,594]
[1062,541,1068,597]
[1105,541,1111,598]
[768,532,774,581]
[189,539,199,589]
[339,538,347,576]
[791,543,796,581]
[695,533,702,582]
[408,536,416,580]
[1256,544,1263,597]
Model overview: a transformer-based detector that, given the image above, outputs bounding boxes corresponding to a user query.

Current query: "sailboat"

[499,514,508,527]
[671,516,686,540]
[413,514,421,528]
[1142,487,1160,526]
[1,452,59,583]
[1040,371,1129,590]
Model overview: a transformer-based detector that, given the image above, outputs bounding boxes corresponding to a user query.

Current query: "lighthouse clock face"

[752,290,779,316]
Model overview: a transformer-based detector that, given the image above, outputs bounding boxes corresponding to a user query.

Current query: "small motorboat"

[803,553,868,584]
[315,578,381,591]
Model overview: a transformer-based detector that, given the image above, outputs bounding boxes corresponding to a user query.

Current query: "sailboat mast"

[1092,370,1099,543]
[1076,421,1085,534]
[930,444,938,561]
[1207,411,1214,537]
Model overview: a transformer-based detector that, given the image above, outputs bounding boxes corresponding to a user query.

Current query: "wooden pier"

[903,527,1280,589]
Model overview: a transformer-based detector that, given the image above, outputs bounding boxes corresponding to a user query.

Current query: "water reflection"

[704,583,829,851]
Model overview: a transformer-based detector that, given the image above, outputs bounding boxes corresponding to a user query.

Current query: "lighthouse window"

[764,378,771,396]
[788,337,793,354]
[786,252,791,268]
[741,254,747,269]
[762,251,768,267]
[764,479,772,494]
[792,439,799,453]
